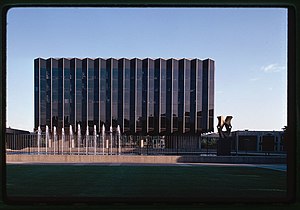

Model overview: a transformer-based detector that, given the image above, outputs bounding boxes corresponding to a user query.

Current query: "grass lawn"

[6,164,286,199]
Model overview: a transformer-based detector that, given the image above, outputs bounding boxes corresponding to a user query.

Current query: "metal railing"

[5,133,208,156]
[5,133,286,156]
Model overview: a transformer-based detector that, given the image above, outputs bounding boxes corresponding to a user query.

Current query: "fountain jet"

[117,125,121,155]
[110,126,113,155]
[77,124,81,155]
[70,125,74,150]
[37,126,41,155]
[93,125,97,155]
[46,125,49,154]
[102,124,105,155]
[86,125,89,155]
[53,126,57,154]
[62,128,65,155]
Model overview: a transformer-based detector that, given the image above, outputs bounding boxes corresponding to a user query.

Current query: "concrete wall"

[6,154,286,164]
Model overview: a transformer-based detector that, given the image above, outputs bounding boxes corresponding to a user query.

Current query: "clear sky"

[6,7,287,132]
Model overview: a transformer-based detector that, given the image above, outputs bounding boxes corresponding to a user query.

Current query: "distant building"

[6,127,30,150]
[34,57,215,135]
[232,130,285,152]
[201,130,286,153]
[6,127,30,135]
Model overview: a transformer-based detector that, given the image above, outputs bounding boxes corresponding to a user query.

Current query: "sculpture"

[217,116,233,156]
[217,116,233,138]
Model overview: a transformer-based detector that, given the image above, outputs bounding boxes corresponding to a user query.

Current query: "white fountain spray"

[62,127,65,155]
[70,125,74,154]
[93,125,97,155]
[102,124,105,155]
[46,125,49,154]
[53,126,57,155]
[86,125,89,155]
[77,124,81,155]
[37,126,41,155]
[117,125,121,155]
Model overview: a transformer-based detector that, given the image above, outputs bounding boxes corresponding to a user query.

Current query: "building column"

[62,59,65,130]
[38,58,41,128]
[276,135,280,152]
[198,136,201,150]
[50,58,53,132]
[74,59,77,132]
[256,135,260,152]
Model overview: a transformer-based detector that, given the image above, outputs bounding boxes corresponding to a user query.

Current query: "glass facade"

[46,60,51,128]
[178,60,184,134]
[195,59,203,133]
[69,59,75,130]
[99,58,106,129]
[62,58,71,129]
[190,59,197,133]
[202,59,215,133]
[34,57,214,134]
[105,60,112,129]
[184,59,191,133]
[110,58,119,129]
[135,59,143,134]
[51,59,59,129]
[93,59,99,132]
[87,58,97,132]
[120,58,130,133]
[81,59,87,133]
[142,59,148,134]
[129,59,135,133]
[208,59,215,132]
[147,59,155,134]
[166,59,172,133]
[34,59,39,130]
[75,59,82,133]
[154,60,160,134]
[167,59,179,134]
[158,59,167,134]
[172,59,179,134]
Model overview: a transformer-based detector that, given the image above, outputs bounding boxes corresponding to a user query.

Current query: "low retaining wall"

[6,154,286,164]
[6,155,177,164]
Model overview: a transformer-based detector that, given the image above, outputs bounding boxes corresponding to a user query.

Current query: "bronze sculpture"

[217,116,233,156]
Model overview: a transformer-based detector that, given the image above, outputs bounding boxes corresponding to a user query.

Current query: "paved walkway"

[7,162,287,171]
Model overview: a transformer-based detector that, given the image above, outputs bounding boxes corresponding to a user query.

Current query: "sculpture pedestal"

[217,138,232,156]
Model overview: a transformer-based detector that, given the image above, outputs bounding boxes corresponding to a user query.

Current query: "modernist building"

[34,58,215,135]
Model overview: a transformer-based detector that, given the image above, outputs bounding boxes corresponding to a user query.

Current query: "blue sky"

[6,7,287,132]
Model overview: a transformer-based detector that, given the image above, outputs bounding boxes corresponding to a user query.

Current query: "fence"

[6,133,286,156]
[5,133,208,156]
